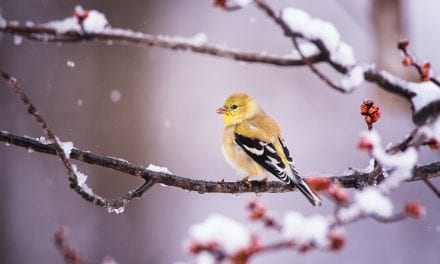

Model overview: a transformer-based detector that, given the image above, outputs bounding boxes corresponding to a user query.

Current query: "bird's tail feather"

[288,169,322,207]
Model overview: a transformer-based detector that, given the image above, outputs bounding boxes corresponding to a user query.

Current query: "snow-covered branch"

[1,130,439,194]
[2,3,440,125]
[184,198,424,263]
[0,67,154,214]
[0,17,323,67]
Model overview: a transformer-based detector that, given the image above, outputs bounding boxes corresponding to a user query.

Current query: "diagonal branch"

[1,14,435,123]
[253,0,348,93]
[1,130,439,194]
[0,67,154,211]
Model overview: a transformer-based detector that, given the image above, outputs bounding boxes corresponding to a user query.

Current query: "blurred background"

[1,0,439,263]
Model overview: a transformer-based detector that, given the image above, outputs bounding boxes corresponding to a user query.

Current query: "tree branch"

[1,131,439,194]
[0,22,325,67]
[0,67,153,211]
[3,12,440,124]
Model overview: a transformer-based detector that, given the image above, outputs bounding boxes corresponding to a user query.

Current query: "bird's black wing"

[234,133,291,183]
[235,134,322,206]
[279,137,294,167]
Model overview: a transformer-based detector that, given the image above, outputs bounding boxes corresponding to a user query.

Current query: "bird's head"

[216,93,260,126]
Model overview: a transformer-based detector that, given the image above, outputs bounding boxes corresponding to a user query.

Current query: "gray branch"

[1,131,439,195]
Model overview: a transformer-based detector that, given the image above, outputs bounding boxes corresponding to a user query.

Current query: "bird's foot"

[241,176,253,189]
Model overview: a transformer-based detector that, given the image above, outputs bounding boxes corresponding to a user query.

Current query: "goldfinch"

[217,93,321,206]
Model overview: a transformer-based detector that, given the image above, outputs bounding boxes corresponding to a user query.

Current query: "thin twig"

[254,0,348,93]
[3,16,440,123]
[421,175,440,198]
[0,68,152,210]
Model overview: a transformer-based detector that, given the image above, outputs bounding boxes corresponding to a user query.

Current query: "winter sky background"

[1,0,439,263]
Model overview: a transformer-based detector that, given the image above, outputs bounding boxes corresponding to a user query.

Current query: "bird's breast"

[221,126,265,177]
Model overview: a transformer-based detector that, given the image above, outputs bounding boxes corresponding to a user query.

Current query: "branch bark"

[1,131,439,194]
[0,23,324,67]
[2,6,439,124]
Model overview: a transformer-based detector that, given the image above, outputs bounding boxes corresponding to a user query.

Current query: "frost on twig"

[0,67,156,214]
[45,6,109,34]
[1,130,439,196]
[1,2,438,124]
[0,7,323,67]
[183,196,424,263]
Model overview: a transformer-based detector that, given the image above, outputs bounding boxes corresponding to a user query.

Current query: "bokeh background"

[1,0,440,263]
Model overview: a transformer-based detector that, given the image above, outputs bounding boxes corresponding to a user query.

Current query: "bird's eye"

[231,104,238,110]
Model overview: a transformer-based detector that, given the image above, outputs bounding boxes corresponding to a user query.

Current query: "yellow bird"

[217,93,321,206]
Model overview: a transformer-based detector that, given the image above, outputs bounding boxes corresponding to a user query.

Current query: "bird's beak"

[216,106,227,114]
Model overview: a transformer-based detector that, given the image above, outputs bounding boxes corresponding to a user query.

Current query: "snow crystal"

[340,65,365,91]
[337,205,361,222]
[194,252,215,264]
[360,130,417,192]
[0,15,6,28]
[282,212,330,247]
[72,166,96,197]
[355,188,393,217]
[342,159,375,176]
[13,35,23,46]
[147,164,172,174]
[249,17,256,24]
[281,8,340,52]
[25,21,34,27]
[77,99,83,106]
[281,8,311,32]
[378,71,440,113]
[306,19,340,52]
[45,17,80,33]
[234,0,252,7]
[110,89,122,102]
[288,42,320,59]
[407,81,440,112]
[101,256,119,264]
[59,141,74,158]
[107,206,125,214]
[66,60,75,68]
[45,7,108,33]
[188,214,251,254]
[190,32,208,46]
[36,136,52,144]
[281,7,360,67]
[83,10,109,32]
[331,42,356,66]
[72,164,87,185]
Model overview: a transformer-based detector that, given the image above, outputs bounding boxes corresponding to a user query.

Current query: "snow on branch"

[1,130,439,194]
[2,3,439,126]
[0,1,438,217]
[183,198,425,262]
[0,12,323,67]
[0,67,155,214]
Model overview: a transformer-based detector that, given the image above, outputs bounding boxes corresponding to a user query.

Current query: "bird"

[216,92,321,206]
